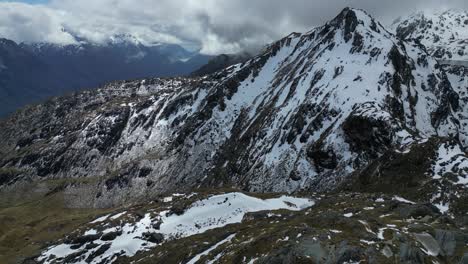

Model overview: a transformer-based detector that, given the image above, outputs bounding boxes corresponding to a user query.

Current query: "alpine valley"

[0,8,467,264]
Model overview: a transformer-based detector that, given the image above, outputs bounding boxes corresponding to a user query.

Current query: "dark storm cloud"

[0,0,467,54]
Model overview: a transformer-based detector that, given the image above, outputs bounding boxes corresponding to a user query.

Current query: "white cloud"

[0,2,77,45]
[0,0,468,54]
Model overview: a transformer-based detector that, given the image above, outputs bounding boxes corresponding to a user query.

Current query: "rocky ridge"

[1,7,468,264]
[0,8,466,212]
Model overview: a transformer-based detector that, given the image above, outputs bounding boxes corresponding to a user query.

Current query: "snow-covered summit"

[393,9,468,61]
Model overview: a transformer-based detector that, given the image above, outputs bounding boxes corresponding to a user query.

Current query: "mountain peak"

[0,38,18,47]
[324,7,385,42]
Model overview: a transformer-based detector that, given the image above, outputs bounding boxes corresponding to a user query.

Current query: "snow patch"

[38,193,313,264]
[393,196,416,204]
[159,192,314,239]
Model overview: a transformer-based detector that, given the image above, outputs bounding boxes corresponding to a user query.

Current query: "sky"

[0,0,468,54]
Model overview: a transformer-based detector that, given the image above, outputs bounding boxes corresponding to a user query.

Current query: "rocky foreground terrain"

[0,7,467,264]
[16,191,468,264]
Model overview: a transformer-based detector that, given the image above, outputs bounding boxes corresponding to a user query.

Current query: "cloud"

[0,0,468,54]
[0,2,77,45]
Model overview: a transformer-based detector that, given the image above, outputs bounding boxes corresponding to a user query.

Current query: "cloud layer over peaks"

[0,0,468,54]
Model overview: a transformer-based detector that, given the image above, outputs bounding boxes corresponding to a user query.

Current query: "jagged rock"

[414,233,441,256]
[307,145,337,171]
[85,242,99,250]
[408,223,430,233]
[342,113,394,159]
[168,203,186,216]
[396,204,441,219]
[243,211,271,221]
[151,221,162,230]
[382,245,393,258]
[142,232,164,244]
[435,229,457,256]
[86,244,111,262]
[435,229,468,257]
[101,231,122,241]
[293,238,329,262]
[399,243,426,264]
[30,191,468,264]
[69,234,101,246]
[336,242,365,263]
[460,253,468,264]
[62,250,87,263]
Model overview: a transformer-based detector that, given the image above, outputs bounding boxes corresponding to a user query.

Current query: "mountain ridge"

[1,7,468,264]
[1,8,466,212]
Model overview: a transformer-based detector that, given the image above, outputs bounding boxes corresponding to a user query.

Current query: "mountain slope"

[191,52,252,76]
[393,10,468,148]
[0,8,465,211]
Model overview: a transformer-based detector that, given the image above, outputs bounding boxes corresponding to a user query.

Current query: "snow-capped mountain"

[25,33,198,64]
[2,7,468,264]
[393,9,468,61]
[1,8,466,214]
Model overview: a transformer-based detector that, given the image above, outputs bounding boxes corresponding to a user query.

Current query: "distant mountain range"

[0,36,211,117]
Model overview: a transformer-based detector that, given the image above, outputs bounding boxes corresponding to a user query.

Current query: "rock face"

[0,8,467,210]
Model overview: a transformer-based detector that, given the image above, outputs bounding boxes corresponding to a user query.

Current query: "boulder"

[460,253,468,264]
[397,204,440,219]
[336,242,365,263]
[435,229,457,256]
[86,244,111,263]
[414,233,440,256]
[399,243,425,264]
